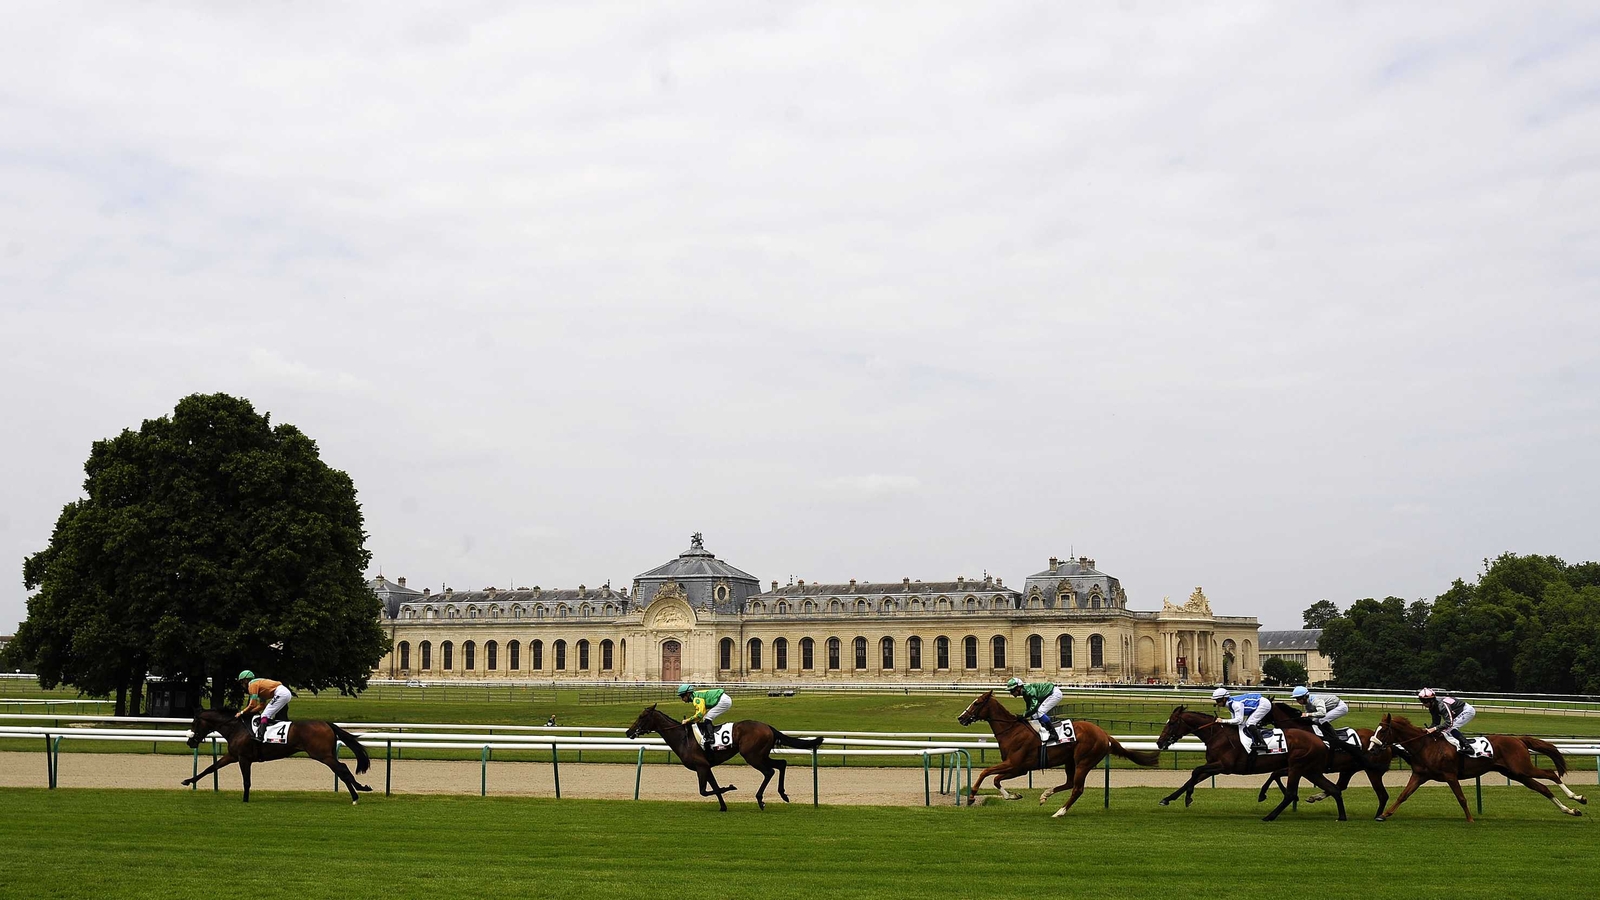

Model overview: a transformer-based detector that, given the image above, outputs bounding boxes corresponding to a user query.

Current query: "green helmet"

[1005,677,1023,691]
[676,683,694,697]
[237,669,255,681]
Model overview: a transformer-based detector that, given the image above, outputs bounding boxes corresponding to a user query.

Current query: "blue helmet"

[1291,686,1309,700]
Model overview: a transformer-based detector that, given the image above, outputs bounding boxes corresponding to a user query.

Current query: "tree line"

[1309,553,1600,694]
[4,394,388,714]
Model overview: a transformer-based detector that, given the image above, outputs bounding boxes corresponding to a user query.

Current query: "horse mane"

[1388,714,1415,728]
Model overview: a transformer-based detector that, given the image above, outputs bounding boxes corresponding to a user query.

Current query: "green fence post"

[44,735,53,789]
[634,747,645,801]
[52,736,62,789]
[551,743,561,799]
[481,745,489,797]
[211,741,218,792]
[1102,752,1110,809]
[333,742,340,792]
[385,741,392,797]
[577,729,582,763]
[923,753,931,807]
[1476,776,1482,814]
[191,744,199,791]
[812,747,819,807]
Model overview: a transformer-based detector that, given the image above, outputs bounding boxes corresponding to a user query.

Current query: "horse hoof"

[1051,807,1067,819]
[1375,816,1385,822]
[358,785,373,793]
[352,800,358,806]
[1568,809,1583,817]
[1158,799,1170,807]
[1576,796,1588,805]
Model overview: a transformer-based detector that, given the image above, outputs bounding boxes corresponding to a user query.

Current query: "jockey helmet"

[1291,686,1309,700]
[237,669,255,682]
[1211,687,1230,701]
[676,683,694,697]
[1417,687,1435,700]
[1005,677,1023,692]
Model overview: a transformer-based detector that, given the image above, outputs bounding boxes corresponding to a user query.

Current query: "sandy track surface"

[0,751,1445,806]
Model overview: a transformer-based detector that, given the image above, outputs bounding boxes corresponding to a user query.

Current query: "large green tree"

[1316,596,1433,688]
[13,393,387,712]
[1302,599,1341,629]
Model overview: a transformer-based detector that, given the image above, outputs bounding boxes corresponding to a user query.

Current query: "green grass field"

[0,786,1591,900]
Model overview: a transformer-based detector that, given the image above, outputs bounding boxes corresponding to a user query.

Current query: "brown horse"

[1256,701,1393,819]
[1368,714,1586,822]
[1156,705,1346,821]
[957,691,1160,816]
[624,704,823,811]
[182,709,373,803]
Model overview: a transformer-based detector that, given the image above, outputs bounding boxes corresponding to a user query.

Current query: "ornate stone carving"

[651,605,688,629]
[1162,587,1213,616]
[653,580,687,604]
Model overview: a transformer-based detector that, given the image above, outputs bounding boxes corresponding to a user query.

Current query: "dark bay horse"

[183,709,373,803]
[957,691,1161,816]
[1257,701,1392,819]
[1156,705,1346,821]
[1368,714,1586,822]
[625,704,823,811]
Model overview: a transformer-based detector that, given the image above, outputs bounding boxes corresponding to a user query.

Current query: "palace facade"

[373,535,1262,684]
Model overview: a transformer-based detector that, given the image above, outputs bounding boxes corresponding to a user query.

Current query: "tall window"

[963,636,978,670]
[774,638,788,671]
[442,641,454,671]
[908,636,922,670]
[853,636,867,670]
[936,636,949,669]
[398,641,411,670]
[486,640,498,671]
[531,640,543,670]
[719,638,734,670]
[801,637,814,670]
[464,641,476,670]
[577,640,590,670]
[1028,635,1043,669]
[509,640,521,670]
[880,636,895,669]
[1058,635,1073,668]
[554,639,567,670]
[1090,634,1104,668]
[827,637,841,670]
[420,641,432,670]
[991,636,1007,669]
[601,639,614,670]
[749,638,763,670]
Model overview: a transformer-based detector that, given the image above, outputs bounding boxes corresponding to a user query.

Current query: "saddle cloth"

[259,721,291,744]
[1242,726,1287,755]
[1443,733,1494,758]
[710,723,734,751]
[1321,727,1361,748]
[1032,719,1077,746]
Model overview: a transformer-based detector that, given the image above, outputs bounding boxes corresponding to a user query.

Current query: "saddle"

[1030,719,1077,746]
[1443,733,1493,759]
[257,721,291,744]
[1244,727,1288,755]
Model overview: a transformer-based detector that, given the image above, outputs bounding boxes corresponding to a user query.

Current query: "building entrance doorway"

[661,640,681,682]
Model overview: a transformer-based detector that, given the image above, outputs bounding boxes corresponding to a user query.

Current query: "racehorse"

[1368,714,1586,822]
[957,690,1161,816]
[182,709,373,804]
[1256,701,1393,819]
[624,704,824,811]
[1155,705,1347,821]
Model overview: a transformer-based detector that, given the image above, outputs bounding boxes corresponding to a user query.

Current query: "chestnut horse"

[624,704,823,811]
[182,709,373,803]
[1257,702,1393,819]
[1368,714,1586,822]
[1156,705,1346,821]
[956,691,1160,816]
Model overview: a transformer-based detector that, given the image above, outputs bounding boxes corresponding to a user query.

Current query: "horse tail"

[1518,736,1568,776]
[1108,736,1160,768]
[772,728,824,750]
[330,723,372,774]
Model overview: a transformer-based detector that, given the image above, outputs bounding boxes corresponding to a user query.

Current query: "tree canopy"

[1312,553,1600,693]
[1302,599,1341,629]
[13,393,387,713]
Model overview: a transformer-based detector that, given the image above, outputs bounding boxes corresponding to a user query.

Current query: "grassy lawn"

[0,786,1591,900]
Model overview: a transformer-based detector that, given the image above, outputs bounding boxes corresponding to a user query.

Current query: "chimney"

[578,584,587,598]
[398,577,407,588]
[486,587,497,598]
[798,579,805,586]
[771,580,779,592]
[444,587,453,598]
[996,578,1003,587]
[903,577,911,592]
[849,578,857,589]
[957,575,965,587]
[423,587,431,596]
[1048,557,1058,571]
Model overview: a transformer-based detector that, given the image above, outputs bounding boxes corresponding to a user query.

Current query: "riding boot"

[699,721,713,753]
[1247,725,1267,754]
[254,717,268,742]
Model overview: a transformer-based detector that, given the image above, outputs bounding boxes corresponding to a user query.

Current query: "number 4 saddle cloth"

[257,721,291,744]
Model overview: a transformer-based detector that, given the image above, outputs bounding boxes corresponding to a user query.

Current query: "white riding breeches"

[1035,687,1063,719]
[1313,700,1349,725]
[1245,702,1271,727]
[261,685,292,722]
[703,695,732,724]
[1448,705,1476,731]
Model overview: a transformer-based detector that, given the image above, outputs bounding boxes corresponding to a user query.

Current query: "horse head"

[624,703,663,740]
[957,691,997,726]
[187,709,231,748]
[1156,705,1201,750]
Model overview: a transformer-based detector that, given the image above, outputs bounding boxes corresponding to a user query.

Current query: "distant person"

[1418,688,1476,749]
[677,683,731,752]
[236,670,293,742]
[1005,677,1062,740]
[545,715,557,727]
[1212,687,1270,758]
[1290,686,1366,762]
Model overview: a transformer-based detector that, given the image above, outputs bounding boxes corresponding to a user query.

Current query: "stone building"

[374,534,1261,684]
[1258,629,1333,685]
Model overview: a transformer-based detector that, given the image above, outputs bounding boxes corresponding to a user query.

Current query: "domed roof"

[635,533,758,583]
[632,533,761,613]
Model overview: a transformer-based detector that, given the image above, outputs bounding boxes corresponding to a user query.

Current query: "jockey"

[1212,687,1270,756]
[1418,688,1476,750]
[677,683,731,752]
[1292,685,1367,761]
[236,670,293,742]
[1006,677,1063,740]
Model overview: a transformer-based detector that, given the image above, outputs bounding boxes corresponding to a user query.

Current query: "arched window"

[748,638,762,670]
[531,639,543,670]
[963,636,978,669]
[827,637,841,670]
[829,599,842,613]
[467,606,478,619]
[464,641,476,670]
[936,597,951,612]
[513,606,523,618]
[856,599,869,614]
[803,600,816,614]
[604,603,616,615]
[1028,634,1043,669]
[1089,633,1105,668]
[719,637,734,670]
[879,599,894,614]
[442,641,454,671]
[536,606,546,619]
[601,639,614,670]
[880,636,895,669]
[777,600,789,614]
[554,639,567,670]
[800,637,814,670]
[489,605,500,619]
[935,636,950,669]
[853,636,868,670]
[991,636,1007,669]
[579,604,591,618]
[965,597,977,611]
[509,640,521,670]
[908,636,922,670]
[1059,635,1074,669]
[420,640,432,670]
[398,641,411,670]
[556,605,568,619]
[1090,592,1102,610]
[577,639,590,670]
[486,640,498,671]
[774,638,788,670]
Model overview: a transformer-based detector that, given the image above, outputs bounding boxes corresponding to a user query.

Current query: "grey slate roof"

[1260,629,1323,651]
[755,580,1014,598]
[631,534,762,614]
[1020,556,1126,611]
[370,575,423,619]
[634,535,759,583]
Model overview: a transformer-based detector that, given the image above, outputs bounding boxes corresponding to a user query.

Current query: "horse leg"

[1508,772,1582,817]
[1159,763,1219,807]
[1306,770,1346,821]
[1263,773,1300,822]
[1526,764,1587,806]
[1362,766,1389,820]
[970,761,1017,804]
[1051,758,1093,818]
[773,757,791,803]
[1257,771,1287,803]
[751,763,775,811]
[182,753,237,786]
[239,760,252,803]
[697,768,735,812]
[1443,777,1474,823]
[1377,771,1425,821]
[1304,767,1352,805]
[1039,750,1078,805]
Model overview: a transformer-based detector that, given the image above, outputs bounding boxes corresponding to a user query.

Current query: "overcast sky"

[3,3,1598,633]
